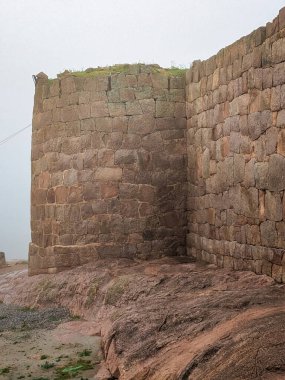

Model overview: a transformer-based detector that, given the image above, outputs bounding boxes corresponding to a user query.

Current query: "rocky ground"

[0,263,102,380]
[1,258,285,379]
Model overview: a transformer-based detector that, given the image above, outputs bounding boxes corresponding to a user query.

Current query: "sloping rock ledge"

[1,257,285,380]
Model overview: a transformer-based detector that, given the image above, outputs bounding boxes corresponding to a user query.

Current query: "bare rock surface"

[0,301,101,379]
[1,258,285,379]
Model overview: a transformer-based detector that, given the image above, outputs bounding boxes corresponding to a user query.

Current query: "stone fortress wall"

[186,7,285,282]
[29,65,187,274]
[30,7,285,281]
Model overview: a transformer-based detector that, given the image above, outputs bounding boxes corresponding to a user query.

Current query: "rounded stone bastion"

[29,64,187,275]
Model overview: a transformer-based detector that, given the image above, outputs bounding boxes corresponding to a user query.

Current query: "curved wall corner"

[29,65,187,274]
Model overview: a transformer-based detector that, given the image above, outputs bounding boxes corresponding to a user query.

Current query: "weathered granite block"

[0,252,6,267]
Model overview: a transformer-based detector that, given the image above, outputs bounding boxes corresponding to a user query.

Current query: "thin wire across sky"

[0,124,32,147]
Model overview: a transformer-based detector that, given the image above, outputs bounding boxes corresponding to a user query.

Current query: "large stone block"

[265,191,282,221]
[103,132,123,150]
[114,149,138,165]
[128,114,155,135]
[201,148,210,179]
[268,154,285,191]
[78,104,91,120]
[273,62,285,86]
[156,101,175,117]
[91,101,109,117]
[170,76,185,89]
[255,162,269,189]
[94,167,123,181]
[33,111,53,129]
[100,182,119,199]
[120,88,135,102]
[271,86,281,111]
[0,252,6,267]
[279,7,285,29]
[126,101,143,115]
[240,187,259,218]
[84,76,109,92]
[61,106,79,122]
[61,77,76,94]
[187,82,201,102]
[150,73,168,89]
[108,102,126,117]
[265,127,278,155]
[233,154,245,184]
[277,110,285,127]
[174,102,186,118]
[260,221,278,247]
[142,132,163,152]
[137,73,152,86]
[83,183,100,201]
[277,130,285,156]
[248,111,271,140]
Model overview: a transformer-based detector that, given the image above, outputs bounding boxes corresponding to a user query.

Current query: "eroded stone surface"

[0,252,6,267]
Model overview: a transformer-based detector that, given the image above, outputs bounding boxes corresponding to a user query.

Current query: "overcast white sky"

[0,0,284,260]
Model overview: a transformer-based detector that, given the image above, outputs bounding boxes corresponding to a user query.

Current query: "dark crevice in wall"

[108,76,112,91]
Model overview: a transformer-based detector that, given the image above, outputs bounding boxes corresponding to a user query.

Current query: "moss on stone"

[67,64,133,77]
[105,275,130,306]
[163,66,187,76]
[45,64,186,83]
[84,279,99,307]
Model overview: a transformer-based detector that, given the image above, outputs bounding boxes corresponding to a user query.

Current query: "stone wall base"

[187,233,284,283]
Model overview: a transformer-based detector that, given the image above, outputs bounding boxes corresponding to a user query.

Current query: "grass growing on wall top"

[164,66,187,76]
[68,64,133,77]
[57,63,186,78]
